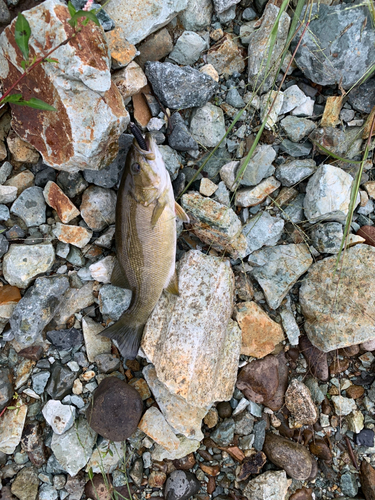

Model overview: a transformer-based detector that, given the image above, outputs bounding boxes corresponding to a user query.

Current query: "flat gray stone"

[10,276,69,349]
[145,62,217,110]
[11,187,46,227]
[98,284,132,322]
[279,139,312,157]
[242,211,284,254]
[169,31,206,66]
[240,145,276,187]
[249,244,312,310]
[178,0,212,30]
[212,0,240,13]
[190,103,226,148]
[280,116,316,142]
[275,159,316,187]
[80,186,116,231]
[159,145,181,181]
[292,1,375,89]
[3,243,55,288]
[304,164,359,223]
[282,193,305,224]
[51,416,97,476]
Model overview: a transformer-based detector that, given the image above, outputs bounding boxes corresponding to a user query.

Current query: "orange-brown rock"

[148,471,166,488]
[200,464,220,476]
[105,27,137,69]
[53,223,92,248]
[235,301,284,358]
[0,285,21,305]
[43,181,79,223]
[135,28,174,69]
[6,132,39,163]
[133,91,152,128]
[346,384,365,399]
[5,170,34,195]
[360,460,375,500]
[206,33,246,77]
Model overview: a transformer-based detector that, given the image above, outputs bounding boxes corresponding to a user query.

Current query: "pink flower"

[83,0,93,11]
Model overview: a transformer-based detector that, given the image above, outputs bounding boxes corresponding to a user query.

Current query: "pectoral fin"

[111,259,132,289]
[175,202,190,223]
[151,200,167,227]
[165,271,179,295]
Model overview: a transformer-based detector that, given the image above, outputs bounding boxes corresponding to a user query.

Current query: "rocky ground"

[0,0,375,499]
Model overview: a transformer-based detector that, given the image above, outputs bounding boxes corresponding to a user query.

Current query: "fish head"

[127,133,169,206]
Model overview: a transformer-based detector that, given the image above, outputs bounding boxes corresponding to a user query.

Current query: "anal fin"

[175,202,189,223]
[165,271,179,295]
[111,258,132,289]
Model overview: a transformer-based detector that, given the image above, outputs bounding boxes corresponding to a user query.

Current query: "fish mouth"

[133,135,156,161]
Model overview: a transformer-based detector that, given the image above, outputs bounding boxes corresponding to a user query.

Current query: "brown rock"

[128,378,151,400]
[340,344,360,356]
[200,464,220,476]
[206,33,245,77]
[235,301,284,358]
[113,62,148,100]
[53,222,92,248]
[0,485,16,500]
[360,460,375,500]
[6,132,39,163]
[234,272,254,301]
[20,422,47,467]
[346,384,365,399]
[236,451,267,480]
[299,335,329,381]
[86,377,143,441]
[0,141,6,161]
[0,285,21,305]
[18,345,43,361]
[329,358,350,376]
[263,352,288,411]
[105,27,137,69]
[11,467,39,500]
[203,408,218,428]
[207,476,216,495]
[289,488,313,500]
[173,453,196,470]
[217,401,232,419]
[85,474,113,500]
[357,225,375,247]
[43,181,80,223]
[363,181,375,200]
[5,170,35,195]
[148,471,167,488]
[320,96,343,128]
[135,28,174,69]
[263,433,314,481]
[133,91,152,128]
[236,355,279,405]
[285,379,318,427]
[309,439,332,461]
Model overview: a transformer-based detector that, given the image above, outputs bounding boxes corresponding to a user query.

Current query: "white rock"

[243,470,291,500]
[279,307,300,345]
[199,178,218,197]
[220,161,240,191]
[261,91,284,130]
[304,165,360,223]
[82,317,111,362]
[280,85,308,114]
[142,250,241,409]
[86,440,124,473]
[143,364,205,441]
[112,61,148,99]
[347,410,364,434]
[105,0,188,45]
[0,403,27,454]
[0,185,17,203]
[151,434,200,461]
[138,407,180,451]
[42,400,76,435]
[89,256,115,283]
[331,395,356,416]
[291,96,315,116]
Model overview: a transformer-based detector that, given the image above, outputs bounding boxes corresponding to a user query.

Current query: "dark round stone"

[86,377,143,441]
[164,470,201,500]
[354,428,375,447]
[217,401,232,419]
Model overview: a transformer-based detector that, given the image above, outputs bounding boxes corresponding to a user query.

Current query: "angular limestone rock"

[142,250,241,409]
[0,0,128,172]
[138,407,180,451]
[143,364,205,441]
[300,245,375,352]
[0,402,27,454]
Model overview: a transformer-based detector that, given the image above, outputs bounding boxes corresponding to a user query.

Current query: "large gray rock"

[181,192,248,259]
[51,417,97,476]
[145,62,217,109]
[142,250,241,409]
[10,276,70,350]
[11,187,46,227]
[242,211,284,255]
[292,1,375,89]
[0,0,128,172]
[249,244,312,310]
[3,243,55,288]
[169,31,206,66]
[98,285,132,322]
[106,0,187,44]
[275,159,316,187]
[143,364,206,441]
[240,145,276,186]
[300,245,375,352]
[248,4,290,93]
[178,0,212,30]
[190,103,226,148]
[310,222,364,254]
[304,165,359,223]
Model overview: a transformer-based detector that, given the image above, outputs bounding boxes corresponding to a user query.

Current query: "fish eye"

[131,163,141,174]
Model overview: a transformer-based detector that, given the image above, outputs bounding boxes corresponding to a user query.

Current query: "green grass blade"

[15,13,31,62]
[310,141,363,164]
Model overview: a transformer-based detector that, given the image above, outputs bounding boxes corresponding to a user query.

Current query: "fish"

[100,126,189,360]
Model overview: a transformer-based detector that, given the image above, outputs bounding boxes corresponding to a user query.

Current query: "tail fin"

[100,318,144,360]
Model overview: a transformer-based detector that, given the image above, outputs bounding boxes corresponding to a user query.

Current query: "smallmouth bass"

[101,128,189,359]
